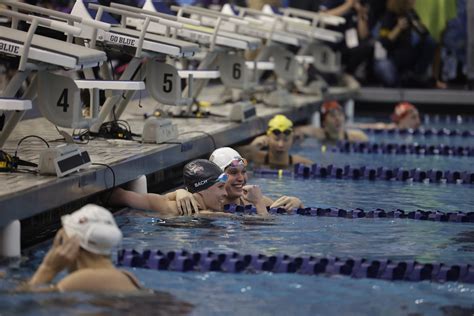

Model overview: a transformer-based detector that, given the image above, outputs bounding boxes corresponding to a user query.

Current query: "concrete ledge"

[355,87,474,106]
[0,92,321,227]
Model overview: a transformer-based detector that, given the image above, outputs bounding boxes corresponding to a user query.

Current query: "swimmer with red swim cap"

[295,101,368,143]
[352,101,421,130]
[391,102,421,129]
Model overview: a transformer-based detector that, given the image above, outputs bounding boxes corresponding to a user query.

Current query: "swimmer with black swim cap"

[110,159,266,216]
[28,204,142,292]
[171,147,303,214]
[238,114,313,170]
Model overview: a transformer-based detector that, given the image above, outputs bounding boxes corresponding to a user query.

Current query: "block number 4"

[57,89,69,112]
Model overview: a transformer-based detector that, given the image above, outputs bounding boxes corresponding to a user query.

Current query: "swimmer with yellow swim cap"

[295,101,368,144]
[238,114,313,170]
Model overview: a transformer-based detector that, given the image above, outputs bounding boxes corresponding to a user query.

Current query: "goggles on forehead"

[227,157,248,168]
[271,128,292,136]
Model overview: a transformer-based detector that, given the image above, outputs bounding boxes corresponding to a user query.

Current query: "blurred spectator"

[247,0,281,10]
[441,0,468,86]
[374,0,445,88]
[319,0,374,83]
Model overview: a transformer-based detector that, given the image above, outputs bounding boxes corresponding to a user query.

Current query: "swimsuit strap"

[289,155,293,165]
[121,269,143,290]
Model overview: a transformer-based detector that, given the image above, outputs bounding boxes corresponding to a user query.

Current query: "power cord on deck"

[92,162,116,206]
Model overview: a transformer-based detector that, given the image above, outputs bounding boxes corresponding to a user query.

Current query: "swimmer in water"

[238,114,313,170]
[351,102,421,130]
[171,147,304,214]
[110,159,269,216]
[295,101,368,144]
[28,204,142,292]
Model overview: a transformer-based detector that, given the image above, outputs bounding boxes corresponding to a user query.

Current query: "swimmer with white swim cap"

[172,147,303,214]
[110,159,239,217]
[28,204,142,292]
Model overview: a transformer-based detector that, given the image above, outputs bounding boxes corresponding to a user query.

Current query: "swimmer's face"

[398,109,420,129]
[224,165,247,199]
[323,109,345,135]
[198,182,227,211]
[268,129,293,154]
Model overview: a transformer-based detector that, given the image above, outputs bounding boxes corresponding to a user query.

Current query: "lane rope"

[117,249,474,284]
[223,204,474,223]
[251,164,474,185]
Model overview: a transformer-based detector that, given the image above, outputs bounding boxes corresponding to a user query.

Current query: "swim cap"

[61,204,122,256]
[320,101,342,116]
[183,159,227,193]
[391,102,417,123]
[267,114,293,135]
[209,147,246,171]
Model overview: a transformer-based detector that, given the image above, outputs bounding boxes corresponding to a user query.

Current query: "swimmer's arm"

[110,188,178,216]
[294,126,325,140]
[347,129,369,142]
[292,155,313,166]
[261,195,274,207]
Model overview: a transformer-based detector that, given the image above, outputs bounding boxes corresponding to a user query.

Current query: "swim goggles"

[227,157,248,168]
[216,173,228,183]
[271,128,292,136]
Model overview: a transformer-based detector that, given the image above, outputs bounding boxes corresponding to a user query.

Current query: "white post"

[0,220,21,258]
[127,175,148,194]
[344,99,355,124]
[311,111,321,128]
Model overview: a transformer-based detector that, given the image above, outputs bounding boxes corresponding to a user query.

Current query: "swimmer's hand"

[175,189,199,215]
[243,185,269,216]
[243,185,263,204]
[29,229,80,286]
[270,196,303,213]
[250,135,269,149]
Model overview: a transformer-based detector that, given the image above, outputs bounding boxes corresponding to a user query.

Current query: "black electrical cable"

[178,131,217,150]
[92,162,116,206]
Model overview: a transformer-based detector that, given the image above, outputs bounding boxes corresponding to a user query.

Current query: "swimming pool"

[1,120,473,315]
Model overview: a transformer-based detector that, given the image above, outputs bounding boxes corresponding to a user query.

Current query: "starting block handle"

[0,98,32,111]
[74,80,146,90]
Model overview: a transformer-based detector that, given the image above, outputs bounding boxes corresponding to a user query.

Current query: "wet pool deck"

[0,85,327,227]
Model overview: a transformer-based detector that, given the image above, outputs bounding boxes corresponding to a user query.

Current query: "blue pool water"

[0,121,473,315]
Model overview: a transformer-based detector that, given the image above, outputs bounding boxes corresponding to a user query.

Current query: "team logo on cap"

[194,179,208,188]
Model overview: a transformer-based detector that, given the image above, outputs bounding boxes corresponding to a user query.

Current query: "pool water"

[0,120,473,315]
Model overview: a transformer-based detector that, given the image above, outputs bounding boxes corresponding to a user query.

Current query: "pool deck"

[0,85,327,227]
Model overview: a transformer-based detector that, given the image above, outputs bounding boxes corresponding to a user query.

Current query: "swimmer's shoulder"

[57,268,141,292]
